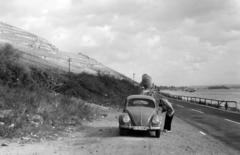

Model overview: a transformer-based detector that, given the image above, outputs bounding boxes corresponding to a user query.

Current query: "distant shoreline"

[161,89,240,110]
[208,86,229,89]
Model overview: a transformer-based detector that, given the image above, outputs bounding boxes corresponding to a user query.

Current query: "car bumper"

[119,125,161,130]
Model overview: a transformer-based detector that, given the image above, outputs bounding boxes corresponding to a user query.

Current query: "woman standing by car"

[161,98,174,132]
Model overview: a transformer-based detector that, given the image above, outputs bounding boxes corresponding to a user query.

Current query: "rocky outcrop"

[0,21,57,51]
[0,21,131,81]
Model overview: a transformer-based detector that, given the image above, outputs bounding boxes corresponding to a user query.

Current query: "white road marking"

[177,104,184,108]
[224,119,240,125]
[175,117,183,122]
[199,131,206,135]
[191,109,204,114]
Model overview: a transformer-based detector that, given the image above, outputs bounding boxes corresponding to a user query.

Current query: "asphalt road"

[156,93,240,151]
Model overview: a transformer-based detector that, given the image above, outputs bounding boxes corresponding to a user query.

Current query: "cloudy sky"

[1,0,240,86]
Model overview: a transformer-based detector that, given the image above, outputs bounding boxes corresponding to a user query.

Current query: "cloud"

[0,0,240,86]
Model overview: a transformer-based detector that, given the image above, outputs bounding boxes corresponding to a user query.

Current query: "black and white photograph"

[0,0,240,155]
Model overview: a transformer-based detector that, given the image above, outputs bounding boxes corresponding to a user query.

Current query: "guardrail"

[159,92,240,112]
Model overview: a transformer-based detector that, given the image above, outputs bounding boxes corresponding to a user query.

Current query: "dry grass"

[0,85,97,138]
[0,44,141,138]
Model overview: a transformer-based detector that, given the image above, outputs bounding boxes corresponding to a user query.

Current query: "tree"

[140,74,152,89]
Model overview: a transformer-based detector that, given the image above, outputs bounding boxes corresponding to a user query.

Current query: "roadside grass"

[0,43,141,139]
[0,85,97,138]
[62,72,141,106]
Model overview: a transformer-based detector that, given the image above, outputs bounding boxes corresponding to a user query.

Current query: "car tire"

[119,128,125,136]
[155,130,161,138]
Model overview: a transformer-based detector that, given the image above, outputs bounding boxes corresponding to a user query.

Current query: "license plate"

[133,126,147,130]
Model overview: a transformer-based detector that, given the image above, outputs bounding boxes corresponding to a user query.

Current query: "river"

[161,88,240,109]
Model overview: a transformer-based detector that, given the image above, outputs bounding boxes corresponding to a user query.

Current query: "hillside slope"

[0,21,130,81]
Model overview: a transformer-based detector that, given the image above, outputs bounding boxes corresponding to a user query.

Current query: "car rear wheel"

[119,128,125,136]
[155,130,161,138]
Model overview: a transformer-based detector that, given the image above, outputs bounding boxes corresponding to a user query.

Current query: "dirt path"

[1,108,240,155]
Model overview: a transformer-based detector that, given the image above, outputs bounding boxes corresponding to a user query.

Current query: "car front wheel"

[155,130,161,138]
[119,128,125,136]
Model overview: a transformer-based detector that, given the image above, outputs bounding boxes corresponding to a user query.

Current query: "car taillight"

[152,116,161,124]
[123,115,130,123]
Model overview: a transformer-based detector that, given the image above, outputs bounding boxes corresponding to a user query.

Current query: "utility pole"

[133,73,135,85]
[68,58,71,73]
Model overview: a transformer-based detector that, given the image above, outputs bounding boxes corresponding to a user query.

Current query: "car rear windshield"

[128,99,155,108]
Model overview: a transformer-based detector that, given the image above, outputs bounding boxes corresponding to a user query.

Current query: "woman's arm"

[166,101,174,116]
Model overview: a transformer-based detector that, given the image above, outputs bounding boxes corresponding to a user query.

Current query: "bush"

[0,43,142,138]
[0,43,141,106]
[0,44,31,87]
[0,86,95,138]
[55,72,141,105]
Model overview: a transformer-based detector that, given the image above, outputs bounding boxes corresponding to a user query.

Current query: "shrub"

[0,86,95,138]
[0,44,31,87]
[0,43,142,138]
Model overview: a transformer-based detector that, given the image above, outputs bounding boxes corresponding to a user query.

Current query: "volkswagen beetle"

[118,94,162,138]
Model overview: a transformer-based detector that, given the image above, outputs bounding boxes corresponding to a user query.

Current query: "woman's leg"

[164,114,169,130]
[164,114,174,131]
[167,114,174,131]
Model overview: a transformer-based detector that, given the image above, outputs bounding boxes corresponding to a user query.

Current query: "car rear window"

[128,99,155,108]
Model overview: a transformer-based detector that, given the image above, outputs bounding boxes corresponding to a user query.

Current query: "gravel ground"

[0,108,239,155]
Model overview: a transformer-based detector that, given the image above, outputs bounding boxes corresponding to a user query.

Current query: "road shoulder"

[1,108,240,155]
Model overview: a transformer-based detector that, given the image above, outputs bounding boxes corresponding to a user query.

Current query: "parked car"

[118,94,163,138]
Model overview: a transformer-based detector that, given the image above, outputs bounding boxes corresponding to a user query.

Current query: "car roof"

[127,94,155,102]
